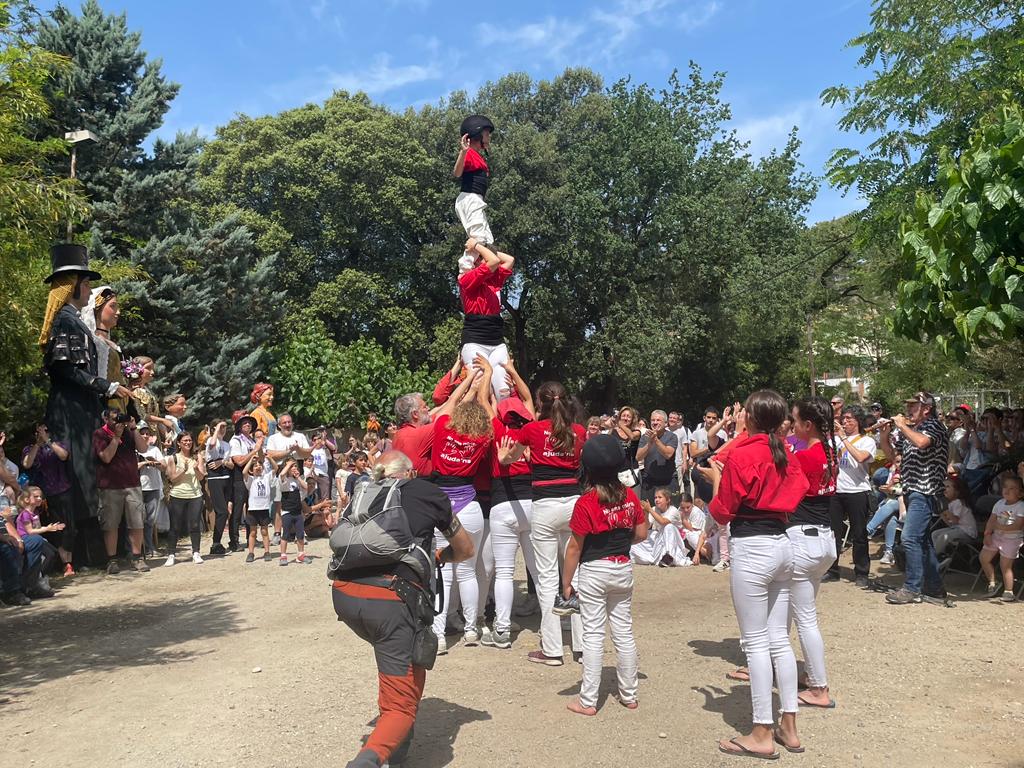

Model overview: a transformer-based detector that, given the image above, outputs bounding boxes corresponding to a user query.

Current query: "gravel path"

[1,538,1020,767]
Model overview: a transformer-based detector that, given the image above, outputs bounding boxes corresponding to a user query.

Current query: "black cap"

[460,114,495,139]
[581,434,624,481]
[44,243,102,283]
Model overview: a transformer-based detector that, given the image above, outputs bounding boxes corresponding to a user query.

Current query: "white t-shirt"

[267,431,310,460]
[651,504,682,531]
[687,505,707,533]
[205,437,232,479]
[229,434,255,460]
[311,447,329,477]
[835,434,877,493]
[992,499,1024,528]
[946,499,978,538]
[672,427,691,468]
[691,425,727,453]
[245,463,275,510]
[0,458,19,512]
[139,445,165,492]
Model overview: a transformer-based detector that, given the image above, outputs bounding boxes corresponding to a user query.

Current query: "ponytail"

[536,381,576,454]
[796,396,838,483]
[745,389,789,471]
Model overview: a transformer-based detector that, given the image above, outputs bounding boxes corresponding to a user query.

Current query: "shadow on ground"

[0,592,242,700]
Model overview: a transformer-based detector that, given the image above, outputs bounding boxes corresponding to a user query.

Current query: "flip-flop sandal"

[718,738,780,760]
[726,669,751,682]
[798,694,836,709]
[774,732,806,754]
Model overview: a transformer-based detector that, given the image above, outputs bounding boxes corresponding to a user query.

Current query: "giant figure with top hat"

[38,244,132,523]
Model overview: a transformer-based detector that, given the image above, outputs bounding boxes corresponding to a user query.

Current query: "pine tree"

[117,215,285,424]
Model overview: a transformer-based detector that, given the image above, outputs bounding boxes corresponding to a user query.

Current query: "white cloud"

[267,55,441,105]
[477,17,586,61]
[678,1,720,32]
[731,99,838,160]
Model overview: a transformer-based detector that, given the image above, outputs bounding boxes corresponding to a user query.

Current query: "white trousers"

[475,519,494,619]
[631,526,690,566]
[729,534,798,724]
[455,191,494,245]
[786,525,835,689]
[432,501,484,639]
[530,495,583,657]
[578,559,638,708]
[490,497,537,633]
[461,342,510,401]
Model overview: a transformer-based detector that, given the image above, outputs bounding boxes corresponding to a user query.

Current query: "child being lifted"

[459,238,513,401]
[453,114,495,269]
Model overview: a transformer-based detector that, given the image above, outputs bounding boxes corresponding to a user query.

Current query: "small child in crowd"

[980,474,1024,601]
[244,452,276,563]
[561,434,648,716]
[933,476,977,558]
[278,459,308,565]
[16,486,65,540]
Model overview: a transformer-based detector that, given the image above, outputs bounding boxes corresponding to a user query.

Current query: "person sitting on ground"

[680,490,712,565]
[933,476,977,560]
[243,449,277,563]
[631,488,686,567]
[979,474,1024,601]
[15,486,62,594]
[562,434,648,716]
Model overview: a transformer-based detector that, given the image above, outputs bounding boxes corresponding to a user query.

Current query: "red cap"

[497,397,533,425]
[957,403,973,412]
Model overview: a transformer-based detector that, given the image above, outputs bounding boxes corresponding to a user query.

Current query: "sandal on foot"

[798,692,836,708]
[718,738,779,760]
[773,731,805,754]
[726,668,750,682]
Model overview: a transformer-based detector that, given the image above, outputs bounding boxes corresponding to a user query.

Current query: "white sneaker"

[879,549,895,565]
[163,554,175,567]
[463,627,480,646]
[514,594,540,617]
[436,635,448,655]
[479,626,494,646]
[192,552,204,564]
[712,559,730,573]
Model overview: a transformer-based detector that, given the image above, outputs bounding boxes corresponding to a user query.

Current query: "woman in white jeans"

[788,396,840,709]
[503,381,586,666]
[428,371,492,654]
[477,362,538,649]
[562,434,649,715]
[708,390,810,759]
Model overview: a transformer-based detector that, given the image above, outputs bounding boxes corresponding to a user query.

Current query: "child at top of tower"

[453,114,496,267]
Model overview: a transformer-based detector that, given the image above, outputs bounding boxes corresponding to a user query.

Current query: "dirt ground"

[1,537,1021,768]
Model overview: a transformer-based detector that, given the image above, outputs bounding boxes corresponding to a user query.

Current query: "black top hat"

[44,243,102,283]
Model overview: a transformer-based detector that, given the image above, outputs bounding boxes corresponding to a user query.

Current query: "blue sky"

[66,0,874,222]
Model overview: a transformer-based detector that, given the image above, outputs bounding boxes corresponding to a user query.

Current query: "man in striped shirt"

[878,391,949,604]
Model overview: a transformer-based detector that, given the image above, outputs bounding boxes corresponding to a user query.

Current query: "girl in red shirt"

[562,434,648,715]
[429,371,492,652]
[788,397,839,711]
[502,381,587,666]
[707,390,809,760]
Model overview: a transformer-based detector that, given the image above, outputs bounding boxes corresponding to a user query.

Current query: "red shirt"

[432,370,461,406]
[431,414,491,479]
[92,425,142,490]
[794,441,836,497]
[393,421,434,478]
[570,488,646,563]
[709,433,809,526]
[492,417,531,478]
[458,262,512,315]
[463,147,488,173]
[511,419,586,498]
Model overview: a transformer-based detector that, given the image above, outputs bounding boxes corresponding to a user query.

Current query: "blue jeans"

[867,498,900,550]
[0,541,22,594]
[902,492,943,594]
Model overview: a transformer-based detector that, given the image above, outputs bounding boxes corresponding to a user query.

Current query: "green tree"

[0,0,88,433]
[273,321,436,427]
[822,0,1024,236]
[896,103,1024,354]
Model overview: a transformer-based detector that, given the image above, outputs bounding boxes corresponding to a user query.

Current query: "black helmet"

[460,114,495,139]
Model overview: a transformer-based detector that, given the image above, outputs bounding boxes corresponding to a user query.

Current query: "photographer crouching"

[329,450,474,768]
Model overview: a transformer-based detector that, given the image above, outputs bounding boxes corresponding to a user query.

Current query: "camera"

[115,412,132,424]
